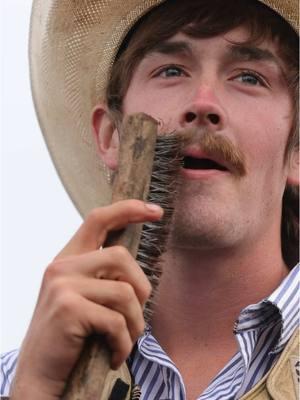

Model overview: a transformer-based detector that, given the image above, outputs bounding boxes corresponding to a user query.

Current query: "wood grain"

[62,113,158,400]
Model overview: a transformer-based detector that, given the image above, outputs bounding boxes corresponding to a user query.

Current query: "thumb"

[56,199,163,257]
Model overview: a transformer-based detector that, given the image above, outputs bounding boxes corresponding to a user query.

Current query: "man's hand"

[10,200,163,399]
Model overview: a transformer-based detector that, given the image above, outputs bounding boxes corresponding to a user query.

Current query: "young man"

[1,0,299,399]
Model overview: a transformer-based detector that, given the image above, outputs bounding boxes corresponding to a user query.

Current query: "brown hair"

[106,0,299,268]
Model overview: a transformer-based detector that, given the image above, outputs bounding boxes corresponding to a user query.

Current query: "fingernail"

[145,203,163,213]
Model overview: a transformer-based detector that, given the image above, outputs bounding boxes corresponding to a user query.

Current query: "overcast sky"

[1,1,82,352]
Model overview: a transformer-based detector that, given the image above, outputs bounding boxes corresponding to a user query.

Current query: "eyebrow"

[226,44,287,80]
[147,40,278,60]
[227,44,278,63]
[146,40,195,59]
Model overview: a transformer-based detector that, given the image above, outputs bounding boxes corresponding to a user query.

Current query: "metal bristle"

[136,134,184,323]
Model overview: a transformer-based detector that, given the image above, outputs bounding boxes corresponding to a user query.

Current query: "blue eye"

[235,71,265,86]
[156,65,186,78]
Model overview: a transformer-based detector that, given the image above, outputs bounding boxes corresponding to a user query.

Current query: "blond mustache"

[170,128,247,177]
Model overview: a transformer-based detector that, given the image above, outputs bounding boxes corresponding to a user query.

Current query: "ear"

[286,149,299,187]
[92,104,119,170]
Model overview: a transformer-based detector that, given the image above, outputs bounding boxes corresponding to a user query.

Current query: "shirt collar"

[235,264,299,354]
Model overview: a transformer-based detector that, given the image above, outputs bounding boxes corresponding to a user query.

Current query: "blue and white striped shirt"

[1,265,299,399]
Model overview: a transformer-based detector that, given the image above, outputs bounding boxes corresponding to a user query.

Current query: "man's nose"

[180,85,226,131]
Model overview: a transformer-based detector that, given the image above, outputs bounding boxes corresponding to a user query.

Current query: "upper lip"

[182,147,231,172]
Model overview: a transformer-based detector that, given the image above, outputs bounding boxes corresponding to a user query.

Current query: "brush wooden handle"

[62,113,158,400]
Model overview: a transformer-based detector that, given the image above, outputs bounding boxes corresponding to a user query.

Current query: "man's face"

[121,26,294,251]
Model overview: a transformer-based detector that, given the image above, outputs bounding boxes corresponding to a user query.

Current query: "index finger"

[57,199,163,257]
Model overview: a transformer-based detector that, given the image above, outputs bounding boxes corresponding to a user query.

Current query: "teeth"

[183,156,227,171]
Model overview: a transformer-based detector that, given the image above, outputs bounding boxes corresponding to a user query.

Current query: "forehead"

[140,28,286,73]
[146,26,277,54]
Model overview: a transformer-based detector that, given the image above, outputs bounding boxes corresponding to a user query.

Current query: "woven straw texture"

[29,0,298,217]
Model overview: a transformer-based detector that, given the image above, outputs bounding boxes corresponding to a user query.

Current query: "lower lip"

[181,168,230,180]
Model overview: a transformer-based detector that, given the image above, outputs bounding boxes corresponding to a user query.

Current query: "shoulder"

[0,350,19,396]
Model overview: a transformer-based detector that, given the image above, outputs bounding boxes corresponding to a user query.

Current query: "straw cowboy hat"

[29,0,298,218]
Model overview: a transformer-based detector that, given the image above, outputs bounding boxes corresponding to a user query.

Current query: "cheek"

[123,83,185,127]
[235,97,292,166]
[242,129,289,201]
[124,84,160,113]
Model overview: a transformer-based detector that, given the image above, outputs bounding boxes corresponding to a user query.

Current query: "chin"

[169,201,241,251]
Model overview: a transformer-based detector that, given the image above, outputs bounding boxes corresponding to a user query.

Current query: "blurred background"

[1,0,81,352]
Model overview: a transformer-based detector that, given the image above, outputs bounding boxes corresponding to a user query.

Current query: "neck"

[151,234,289,354]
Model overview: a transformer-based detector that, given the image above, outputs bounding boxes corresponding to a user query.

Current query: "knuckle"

[125,199,143,210]
[117,282,135,303]
[86,207,103,226]
[43,256,76,282]
[113,245,130,261]
[139,280,152,303]
[53,291,77,317]
[109,313,127,332]
[43,264,76,304]
[43,260,64,284]
[115,198,141,209]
